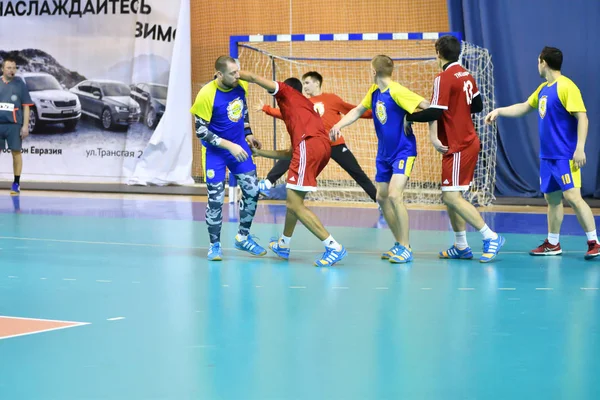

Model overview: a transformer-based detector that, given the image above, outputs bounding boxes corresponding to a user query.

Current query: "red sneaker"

[529,239,562,256]
[585,240,600,260]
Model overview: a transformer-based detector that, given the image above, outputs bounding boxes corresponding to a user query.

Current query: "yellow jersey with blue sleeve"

[361,81,424,161]
[527,75,586,160]
[190,79,249,146]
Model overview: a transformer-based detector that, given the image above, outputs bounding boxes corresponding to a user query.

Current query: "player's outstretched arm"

[485,102,533,124]
[239,70,277,93]
[252,146,293,160]
[338,99,373,119]
[330,105,368,141]
[253,98,283,120]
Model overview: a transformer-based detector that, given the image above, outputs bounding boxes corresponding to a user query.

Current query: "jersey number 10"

[463,81,474,105]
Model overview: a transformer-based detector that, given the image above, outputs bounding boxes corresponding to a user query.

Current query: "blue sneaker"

[439,245,473,259]
[315,245,347,267]
[269,238,290,260]
[480,235,506,263]
[234,235,267,256]
[207,242,222,261]
[381,242,401,260]
[258,179,271,197]
[389,245,413,264]
[10,182,20,195]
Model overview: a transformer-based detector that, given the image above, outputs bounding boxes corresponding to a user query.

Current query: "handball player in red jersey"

[239,71,347,267]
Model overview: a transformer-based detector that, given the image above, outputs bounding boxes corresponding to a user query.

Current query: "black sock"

[14,176,20,184]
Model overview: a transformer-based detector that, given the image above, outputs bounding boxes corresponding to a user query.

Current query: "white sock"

[455,231,468,249]
[548,233,560,246]
[279,235,292,247]
[236,233,247,241]
[585,231,598,243]
[322,235,342,251]
[479,224,498,240]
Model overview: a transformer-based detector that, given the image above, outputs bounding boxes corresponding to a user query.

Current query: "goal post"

[230,32,497,206]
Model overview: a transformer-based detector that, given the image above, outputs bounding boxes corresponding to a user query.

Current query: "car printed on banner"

[18,72,81,133]
[70,79,141,130]
[130,83,167,129]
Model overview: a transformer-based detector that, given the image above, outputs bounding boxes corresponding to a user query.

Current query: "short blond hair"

[372,55,394,78]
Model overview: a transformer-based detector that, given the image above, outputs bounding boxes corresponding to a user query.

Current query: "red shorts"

[441,143,479,191]
[287,137,331,192]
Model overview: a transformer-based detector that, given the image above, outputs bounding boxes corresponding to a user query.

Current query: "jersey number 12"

[463,81,474,105]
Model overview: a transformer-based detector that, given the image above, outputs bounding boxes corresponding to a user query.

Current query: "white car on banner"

[70,79,141,131]
[18,72,81,133]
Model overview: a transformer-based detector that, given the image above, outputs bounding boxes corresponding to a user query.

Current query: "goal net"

[234,33,497,206]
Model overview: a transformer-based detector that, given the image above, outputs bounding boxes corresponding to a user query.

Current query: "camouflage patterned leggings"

[205,170,260,244]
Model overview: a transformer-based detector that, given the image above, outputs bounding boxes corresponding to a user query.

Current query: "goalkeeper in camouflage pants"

[190,56,266,261]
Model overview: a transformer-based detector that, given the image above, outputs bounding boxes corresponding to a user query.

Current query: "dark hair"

[371,55,394,78]
[435,35,461,62]
[284,77,302,93]
[1,56,17,69]
[214,56,236,73]
[301,71,323,87]
[539,46,562,71]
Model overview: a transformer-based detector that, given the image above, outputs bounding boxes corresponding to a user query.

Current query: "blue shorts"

[540,158,580,193]
[375,155,416,183]
[202,141,255,184]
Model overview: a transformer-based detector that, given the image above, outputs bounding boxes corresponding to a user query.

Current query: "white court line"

[421,288,432,290]
[536,288,554,291]
[498,288,517,291]
[375,287,389,290]
[0,235,549,255]
[96,280,111,283]
[255,285,263,288]
[40,278,47,280]
[222,285,229,287]
[63,278,76,281]
[332,287,349,290]
[458,288,475,291]
[107,317,125,321]
[581,287,599,290]
[289,286,306,289]
[8,276,18,279]
[132,281,141,284]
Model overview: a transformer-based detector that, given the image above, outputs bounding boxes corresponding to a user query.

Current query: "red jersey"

[264,92,372,146]
[272,82,329,149]
[430,62,480,153]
